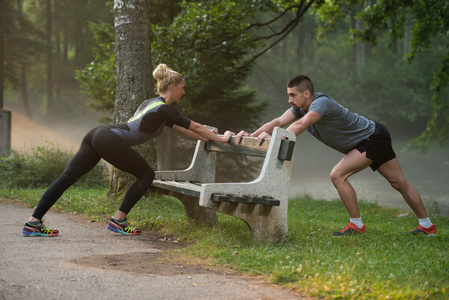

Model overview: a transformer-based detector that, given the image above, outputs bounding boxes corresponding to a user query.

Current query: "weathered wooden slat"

[211,193,280,206]
[151,180,201,197]
[205,135,269,157]
[252,197,280,206]
[211,193,230,202]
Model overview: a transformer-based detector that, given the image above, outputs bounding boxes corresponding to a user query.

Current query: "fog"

[290,133,449,217]
[9,108,100,153]
[8,107,449,218]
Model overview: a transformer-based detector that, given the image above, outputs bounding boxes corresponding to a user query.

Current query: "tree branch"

[236,0,315,70]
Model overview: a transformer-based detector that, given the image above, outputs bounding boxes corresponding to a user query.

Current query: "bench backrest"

[205,132,295,161]
[155,127,295,183]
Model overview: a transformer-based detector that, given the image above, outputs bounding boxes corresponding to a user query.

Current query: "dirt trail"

[0,200,305,300]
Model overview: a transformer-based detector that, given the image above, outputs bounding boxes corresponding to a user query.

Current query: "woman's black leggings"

[32,126,155,220]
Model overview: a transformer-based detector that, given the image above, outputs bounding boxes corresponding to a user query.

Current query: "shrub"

[0,141,109,188]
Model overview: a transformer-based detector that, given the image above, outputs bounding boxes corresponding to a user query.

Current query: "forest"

[2,3,449,299]
[2,0,448,156]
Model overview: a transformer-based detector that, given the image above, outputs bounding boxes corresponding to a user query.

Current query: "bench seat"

[149,127,296,242]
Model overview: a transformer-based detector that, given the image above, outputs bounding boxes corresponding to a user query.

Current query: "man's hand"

[236,130,249,143]
[256,131,271,145]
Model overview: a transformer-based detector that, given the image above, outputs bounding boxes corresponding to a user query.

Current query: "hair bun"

[153,64,170,80]
[152,63,184,95]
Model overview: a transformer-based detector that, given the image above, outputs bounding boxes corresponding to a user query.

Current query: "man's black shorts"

[355,122,396,171]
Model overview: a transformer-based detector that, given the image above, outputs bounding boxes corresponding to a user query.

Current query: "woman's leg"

[91,128,155,218]
[31,140,101,221]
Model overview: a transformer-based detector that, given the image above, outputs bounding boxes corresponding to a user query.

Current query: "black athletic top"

[108,97,191,146]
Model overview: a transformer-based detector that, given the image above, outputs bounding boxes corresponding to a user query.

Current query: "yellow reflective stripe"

[128,100,166,122]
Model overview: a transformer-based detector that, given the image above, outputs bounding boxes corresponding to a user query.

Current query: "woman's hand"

[221,130,235,143]
[209,128,219,135]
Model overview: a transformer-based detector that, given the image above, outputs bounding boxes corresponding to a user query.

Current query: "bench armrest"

[200,127,295,207]
[155,139,216,182]
[155,125,218,183]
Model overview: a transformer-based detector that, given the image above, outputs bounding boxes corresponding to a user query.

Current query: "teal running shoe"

[106,218,141,235]
[22,221,59,237]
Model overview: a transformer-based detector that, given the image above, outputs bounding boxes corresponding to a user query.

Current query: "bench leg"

[178,194,218,226]
[236,205,287,242]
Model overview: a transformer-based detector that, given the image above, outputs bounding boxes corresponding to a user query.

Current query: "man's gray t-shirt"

[289,93,375,154]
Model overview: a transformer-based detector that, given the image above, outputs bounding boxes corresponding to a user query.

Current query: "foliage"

[3,0,113,119]
[151,0,261,130]
[315,0,449,150]
[0,142,109,188]
[76,0,328,132]
[75,20,116,123]
[249,13,441,136]
[2,0,46,89]
[2,188,448,299]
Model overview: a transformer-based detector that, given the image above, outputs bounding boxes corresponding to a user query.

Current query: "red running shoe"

[409,224,437,235]
[332,222,366,236]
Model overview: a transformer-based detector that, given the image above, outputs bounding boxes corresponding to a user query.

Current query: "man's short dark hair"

[287,75,314,94]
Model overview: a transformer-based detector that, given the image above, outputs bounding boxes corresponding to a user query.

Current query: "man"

[237,75,436,236]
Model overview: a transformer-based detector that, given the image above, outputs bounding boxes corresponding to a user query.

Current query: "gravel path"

[0,200,305,300]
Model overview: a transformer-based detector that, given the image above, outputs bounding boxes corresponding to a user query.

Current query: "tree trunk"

[46,0,53,114]
[17,0,32,118]
[110,0,154,196]
[20,65,32,118]
[0,0,4,109]
[351,10,365,76]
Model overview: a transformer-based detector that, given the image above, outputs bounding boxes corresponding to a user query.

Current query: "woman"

[22,64,234,237]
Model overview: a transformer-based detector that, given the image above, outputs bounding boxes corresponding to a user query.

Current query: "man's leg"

[330,149,373,218]
[377,158,428,219]
[377,158,436,234]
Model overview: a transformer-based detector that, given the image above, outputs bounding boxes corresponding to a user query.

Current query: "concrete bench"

[149,127,296,241]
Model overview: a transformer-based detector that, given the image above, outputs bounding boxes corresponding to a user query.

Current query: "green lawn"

[2,187,448,299]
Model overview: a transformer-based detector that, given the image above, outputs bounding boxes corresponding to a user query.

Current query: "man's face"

[287,86,307,110]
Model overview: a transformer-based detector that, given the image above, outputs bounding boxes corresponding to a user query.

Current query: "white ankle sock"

[418,217,432,228]
[350,217,364,228]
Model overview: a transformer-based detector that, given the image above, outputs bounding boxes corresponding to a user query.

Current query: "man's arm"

[252,110,321,145]
[286,111,321,135]
[236,109,296,143]
[251,109,297,136]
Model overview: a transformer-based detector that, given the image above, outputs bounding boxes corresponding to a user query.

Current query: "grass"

[2,187,448,299]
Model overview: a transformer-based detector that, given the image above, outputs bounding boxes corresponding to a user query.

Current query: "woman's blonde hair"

[152,64,184,95]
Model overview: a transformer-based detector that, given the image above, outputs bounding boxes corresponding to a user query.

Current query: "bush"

[0,141,109,188]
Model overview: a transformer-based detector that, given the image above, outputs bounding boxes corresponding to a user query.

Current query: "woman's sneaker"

[106,218,141,235]
[22,221,59,237]
[409,224,437,235]
[332,222,366,236]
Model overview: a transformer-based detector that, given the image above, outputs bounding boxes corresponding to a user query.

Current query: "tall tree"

[110,0,153,194]
[0,0,3,110]
[17,0,32,118]
[45,0,53,113]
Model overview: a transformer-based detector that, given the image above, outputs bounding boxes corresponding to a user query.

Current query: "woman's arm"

[172,124,209,141]
[173,122,233,143]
